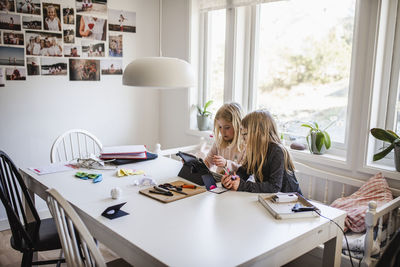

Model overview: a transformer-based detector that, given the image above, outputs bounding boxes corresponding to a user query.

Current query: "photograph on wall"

[63,28,75,43]
[63,7,74,24]
[64,45,80,57]
[0,68,4,86]
[3,31,24,45]
[0,0,15,12]
[0,13,21,31]
[101,59,122,75]
[76,15,106,41]
[6,67,26,80]
[108,33,122,57]
[108,9,135,33]
[69,58,100,81]
[22,15,42,30]
[27,56,39,75]
[25,30,62,56]
[42,2,61,32]
[41,57,67,75]
[76,0,107,18]
[0,46,24,66]
[81,40,104,57]
[16,0,40,15]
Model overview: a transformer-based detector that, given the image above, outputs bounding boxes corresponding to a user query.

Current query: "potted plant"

[301,121,332,154]
[197,100,213,131]
[370,128,400,172]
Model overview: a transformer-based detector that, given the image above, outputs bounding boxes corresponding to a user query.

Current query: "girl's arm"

[79,16,90,36]
[44,19,48,30]
[237,145,284,193]
[57,17,61,31]
[204,142,217,168]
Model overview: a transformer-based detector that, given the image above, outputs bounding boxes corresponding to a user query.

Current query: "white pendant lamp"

[122,0,195,89]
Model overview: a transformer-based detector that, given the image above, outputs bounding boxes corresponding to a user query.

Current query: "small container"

[110,187,122,199]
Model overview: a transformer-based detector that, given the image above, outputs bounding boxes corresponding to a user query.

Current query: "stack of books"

[100,145,147,160]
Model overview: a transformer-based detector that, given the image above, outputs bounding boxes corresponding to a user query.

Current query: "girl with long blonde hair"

[204,102,245,173]
[222,109,302,193]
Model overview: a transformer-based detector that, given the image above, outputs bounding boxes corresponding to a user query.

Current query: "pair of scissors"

[149,185,173,196]
[159,183,188,195]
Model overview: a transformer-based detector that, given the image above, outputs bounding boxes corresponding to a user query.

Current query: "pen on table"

[180,184,196,189]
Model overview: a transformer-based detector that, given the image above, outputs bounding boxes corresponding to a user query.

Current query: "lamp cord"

[314,210,355,267]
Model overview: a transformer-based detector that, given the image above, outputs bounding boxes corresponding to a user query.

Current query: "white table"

[21,156,346,267]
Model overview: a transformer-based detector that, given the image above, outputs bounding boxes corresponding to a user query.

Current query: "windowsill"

[289,147,348,169]
[186,129,214,140]
[361,163,400,180]
[186,129,400,180]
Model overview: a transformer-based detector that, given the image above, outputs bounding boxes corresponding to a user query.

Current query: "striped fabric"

[330,173,393,232]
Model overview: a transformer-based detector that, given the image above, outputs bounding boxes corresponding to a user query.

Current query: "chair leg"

[21,251,33,267]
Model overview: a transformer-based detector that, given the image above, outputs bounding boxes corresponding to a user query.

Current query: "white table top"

[21,156,346,267]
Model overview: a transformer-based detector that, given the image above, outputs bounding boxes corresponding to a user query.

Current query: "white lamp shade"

[122,57,196,89]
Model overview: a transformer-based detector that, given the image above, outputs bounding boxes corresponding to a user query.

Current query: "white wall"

[0,0,165,228]
[160,0,200,149]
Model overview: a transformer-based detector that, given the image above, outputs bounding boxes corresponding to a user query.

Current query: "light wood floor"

[0,229,119,267]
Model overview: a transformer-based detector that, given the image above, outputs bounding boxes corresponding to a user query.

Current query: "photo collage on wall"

[0,0,136,82]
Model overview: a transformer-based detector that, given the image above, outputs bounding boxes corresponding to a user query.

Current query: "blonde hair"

[241,109,294,181]
[213,102,243,151]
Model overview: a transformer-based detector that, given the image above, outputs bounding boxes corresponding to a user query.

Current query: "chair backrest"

[0,150,41,250]
[50,129,103,163]
[46,188,107,267]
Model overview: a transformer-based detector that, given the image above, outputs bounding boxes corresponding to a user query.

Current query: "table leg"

[322,229,343,267]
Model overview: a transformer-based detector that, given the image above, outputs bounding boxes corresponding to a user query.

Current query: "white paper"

[29,163,74,175]
[101,145,146,154]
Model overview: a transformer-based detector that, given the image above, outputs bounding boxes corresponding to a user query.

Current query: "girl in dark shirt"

[221,109,302,194]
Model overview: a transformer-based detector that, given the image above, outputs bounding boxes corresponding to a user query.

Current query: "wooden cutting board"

[139,180,206,203]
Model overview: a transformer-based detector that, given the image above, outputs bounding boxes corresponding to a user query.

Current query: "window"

[256,0,355,144]
[207,9,226,112]
[396,79,400,134]
[196,0,400,176]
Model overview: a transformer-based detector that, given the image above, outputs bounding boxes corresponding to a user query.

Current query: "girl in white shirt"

[44,5,61,31]
[204,102,245,174]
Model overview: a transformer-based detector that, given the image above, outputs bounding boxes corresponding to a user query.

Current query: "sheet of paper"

[29,163,75,175]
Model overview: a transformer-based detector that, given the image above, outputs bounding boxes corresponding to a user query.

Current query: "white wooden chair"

[50,129,103,163]
[46,188,131,267]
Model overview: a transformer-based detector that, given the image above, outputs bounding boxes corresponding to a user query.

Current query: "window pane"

[256,0,356,143]
[208,9,225,112]
[396,81,400,133]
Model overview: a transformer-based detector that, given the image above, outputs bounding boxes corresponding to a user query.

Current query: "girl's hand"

[213,155,227,167]
[221,173,239,191]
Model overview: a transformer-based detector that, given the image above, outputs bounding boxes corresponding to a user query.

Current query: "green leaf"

[323,130,331,149]
[203,100,213,113]
[314,122,319,129]
[315,131,324,152]
[387,130,400,139]
[301,123,314,129]
[373,143,395,161]
[371,128,397,143]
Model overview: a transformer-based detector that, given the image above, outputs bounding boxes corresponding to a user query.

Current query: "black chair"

[0,150,64,267]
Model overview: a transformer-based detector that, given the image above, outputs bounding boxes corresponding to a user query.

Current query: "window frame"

[194,0,400,180]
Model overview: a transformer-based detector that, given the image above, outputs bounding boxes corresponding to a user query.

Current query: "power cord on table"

[314,209,355,267]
